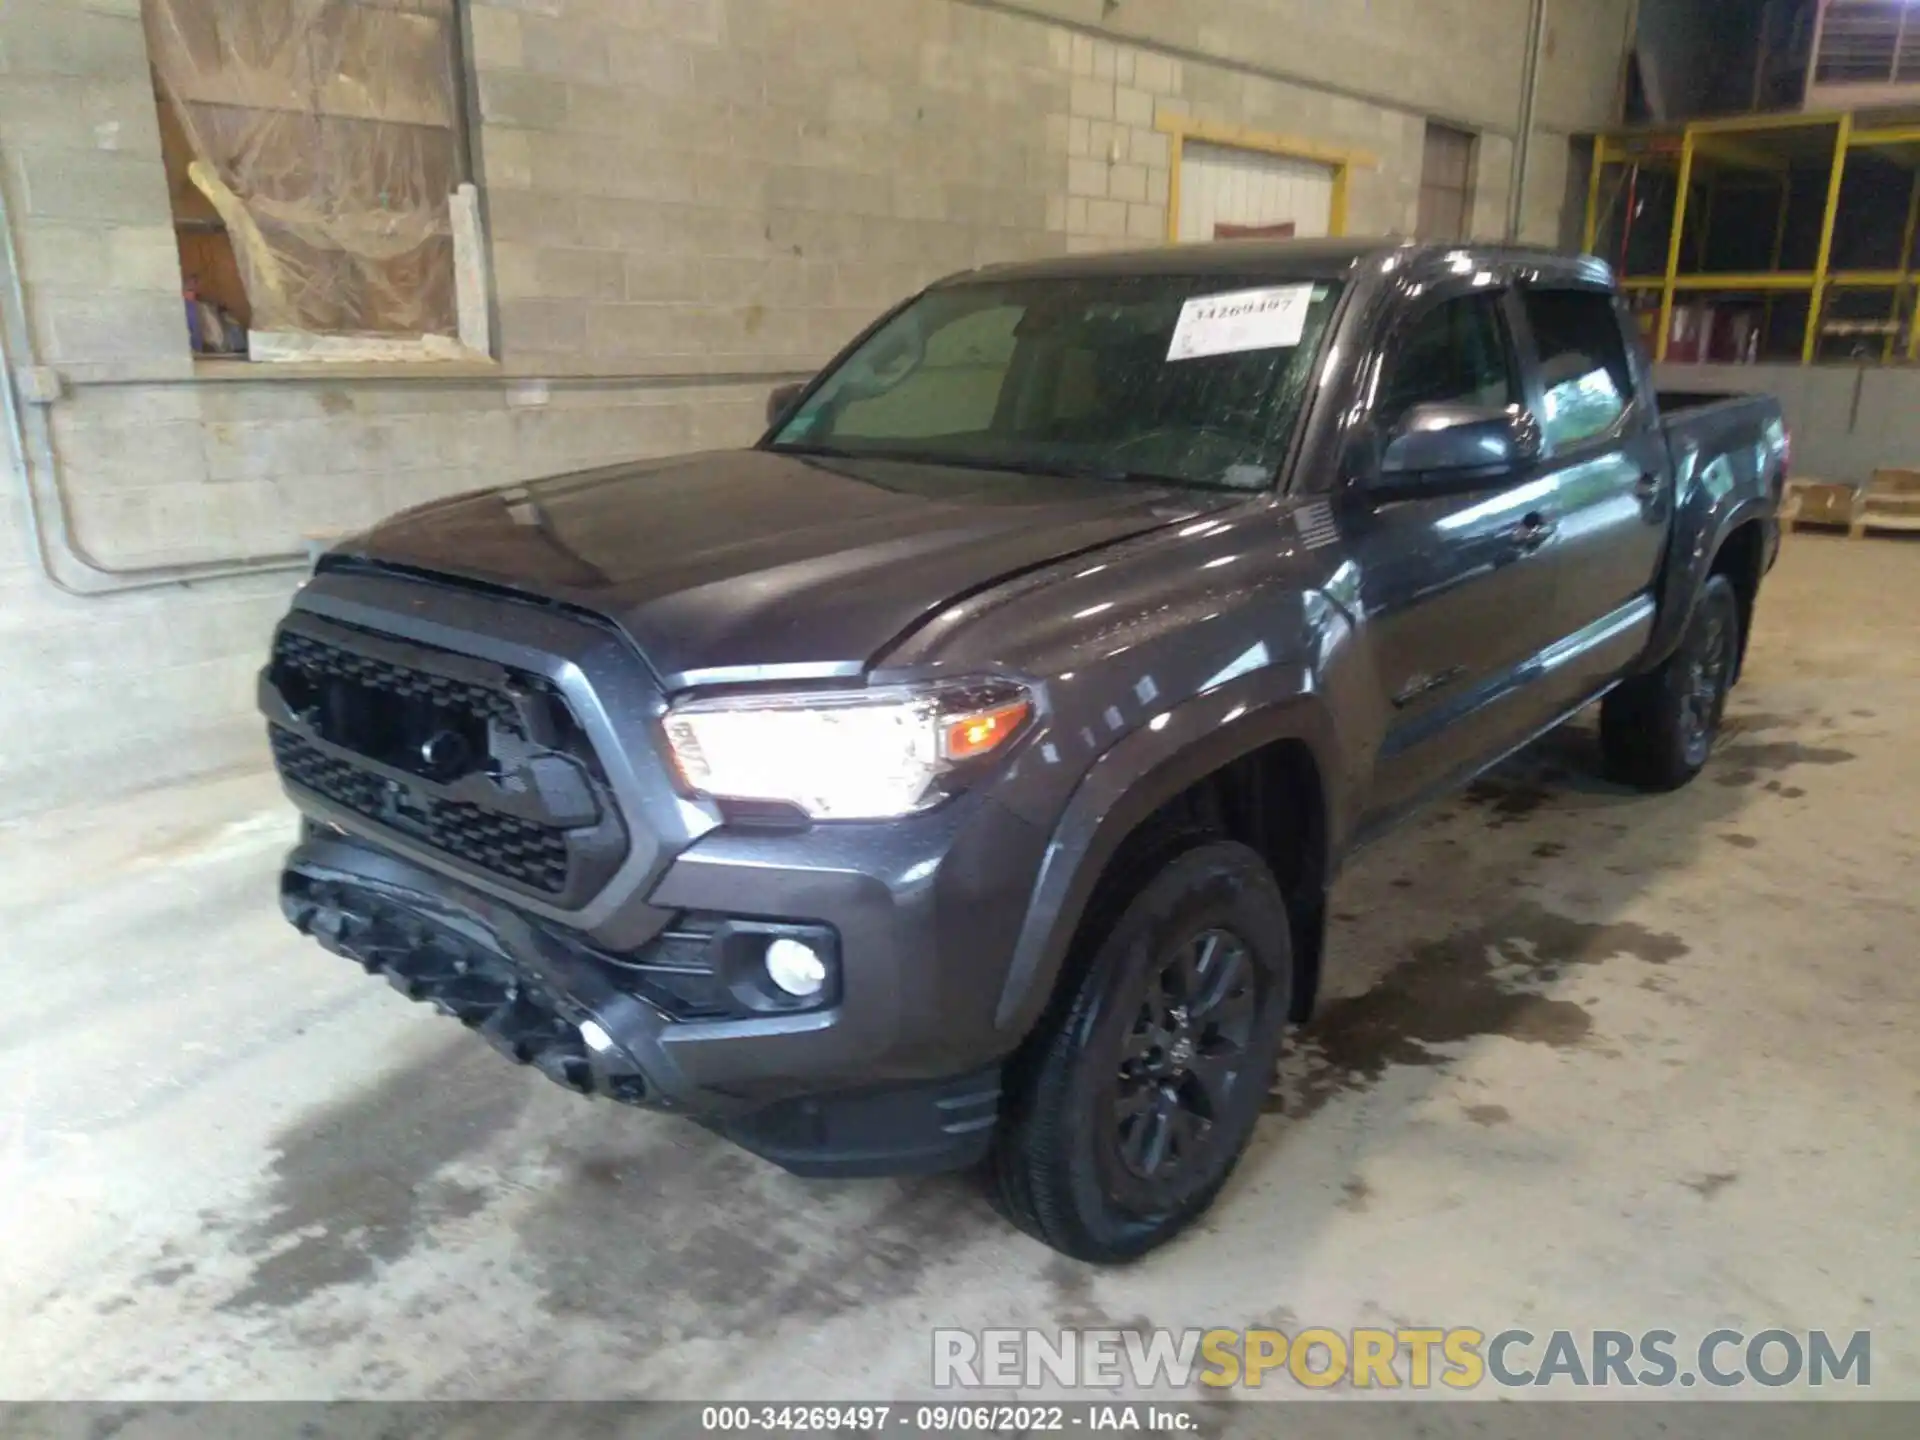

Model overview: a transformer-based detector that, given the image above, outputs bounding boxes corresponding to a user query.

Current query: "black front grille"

[273,629,524,735]
[263,616,628,901]
[271,728,572,894]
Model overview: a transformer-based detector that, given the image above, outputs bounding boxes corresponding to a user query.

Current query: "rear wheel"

[991,838,1292,1263]
[1600,573,1741,791]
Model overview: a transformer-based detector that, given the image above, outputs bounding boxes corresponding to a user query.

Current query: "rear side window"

[1520,288,1635,447]
[1376,294,1519,429]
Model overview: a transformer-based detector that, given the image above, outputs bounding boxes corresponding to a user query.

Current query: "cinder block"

[623,255,702,303]
[830,75,893,129]
[575,193,668,248]
[466,5,524,68]
[481,128,536,190]
[477,71,570,128]
[893,177,948,222]
[1109,163,1147,203]
[498,296,589,353]
[1068,157,1108,198]
[107,226,183,292]
[1070,77,1114,121]
[1134,51,1176,95]
[11,221,107,288]
[584,302,681,356]
[14,147,168,225]
[200,418,340,484]
[0,1,150,80]
[520,13,611,82]
[1126,202,1164,241]
[690,47,769,108]
[33,289,183,367]
[532,245,624,299]
[51,416,206,493]
[1114,86,1154,128]
[608,33,695,95]
[484,187,578,243]
[1085,198,1127,238]
[1130,128,1170,168]
[0,75,163,158]
[652,0,724,46]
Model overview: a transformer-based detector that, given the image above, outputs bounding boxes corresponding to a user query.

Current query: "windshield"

[767,273,1344,491]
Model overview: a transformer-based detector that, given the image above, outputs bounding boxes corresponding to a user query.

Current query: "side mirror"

[1377,403,1539,488]
[766,380,808,429]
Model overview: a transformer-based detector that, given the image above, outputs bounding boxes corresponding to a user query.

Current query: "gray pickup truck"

[265,239,1785,1261]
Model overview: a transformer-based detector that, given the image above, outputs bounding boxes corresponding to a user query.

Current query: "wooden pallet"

[1781,479,1861,535]
[1784,480,1920,539]
[1856,491,1920,539]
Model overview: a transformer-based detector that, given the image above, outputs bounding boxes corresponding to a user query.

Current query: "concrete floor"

[4,535,1917,1406]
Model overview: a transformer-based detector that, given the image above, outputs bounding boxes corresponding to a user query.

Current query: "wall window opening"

[143,0,485,363]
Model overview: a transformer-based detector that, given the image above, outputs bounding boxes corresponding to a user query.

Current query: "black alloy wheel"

[1113,928,1258,1188]
[992,837,1294,1262]
[1600,572,1743,792]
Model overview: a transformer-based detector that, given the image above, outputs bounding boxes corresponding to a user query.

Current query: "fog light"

[764,937,828,999]
[579,1019,613,1053]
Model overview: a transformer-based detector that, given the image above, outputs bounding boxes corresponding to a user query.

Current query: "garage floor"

[5,535,1916,1404]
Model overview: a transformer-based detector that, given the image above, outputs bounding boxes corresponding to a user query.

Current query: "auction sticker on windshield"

[1166,284,1316,361]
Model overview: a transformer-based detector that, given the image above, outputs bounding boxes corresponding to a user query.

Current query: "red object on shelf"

[1666,303,1707,362]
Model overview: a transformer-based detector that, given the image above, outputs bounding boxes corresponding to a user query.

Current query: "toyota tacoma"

[264,239,1785,1261]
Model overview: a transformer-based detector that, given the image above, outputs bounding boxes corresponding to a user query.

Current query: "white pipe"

[1508,0,1550,241]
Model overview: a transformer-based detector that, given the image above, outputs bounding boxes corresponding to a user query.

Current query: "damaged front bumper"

[281,829,1003,1177]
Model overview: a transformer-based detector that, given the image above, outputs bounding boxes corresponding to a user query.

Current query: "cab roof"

[943,236,1615,290]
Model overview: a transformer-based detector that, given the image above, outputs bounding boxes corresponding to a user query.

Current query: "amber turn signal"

[940,698,1031,762]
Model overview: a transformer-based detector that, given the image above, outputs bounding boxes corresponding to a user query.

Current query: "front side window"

[1519,288,1636,447]
[1375,294,1519,429]
[770,275,1346,491]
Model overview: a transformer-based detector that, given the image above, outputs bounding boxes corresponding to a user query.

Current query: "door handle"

[1510,511,1556,553]
[1634,472,1661,500]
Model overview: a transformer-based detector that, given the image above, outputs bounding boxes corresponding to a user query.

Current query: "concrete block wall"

[1,0,1631,819]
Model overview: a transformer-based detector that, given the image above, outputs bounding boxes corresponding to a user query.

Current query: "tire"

[1600,573,1741,792]
[991,838,1293,1263]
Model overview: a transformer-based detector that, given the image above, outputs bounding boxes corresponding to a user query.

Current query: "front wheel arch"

[994,691,1342,1044]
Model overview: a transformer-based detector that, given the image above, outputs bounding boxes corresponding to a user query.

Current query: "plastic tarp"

[144,0,461,337]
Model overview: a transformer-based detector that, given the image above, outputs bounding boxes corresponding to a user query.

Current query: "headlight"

[662,679,1032,820]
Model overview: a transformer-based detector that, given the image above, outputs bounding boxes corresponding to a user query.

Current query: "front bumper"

[282,829,1011,1176]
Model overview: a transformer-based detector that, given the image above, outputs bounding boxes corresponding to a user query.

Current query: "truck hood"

[328,448,1226,689]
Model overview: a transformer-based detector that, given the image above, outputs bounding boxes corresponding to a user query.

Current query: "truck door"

[1509,284,1669,701]
[1344,284,1567,828]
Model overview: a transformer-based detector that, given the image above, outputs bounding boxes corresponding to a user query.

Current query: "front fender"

[991,669,1346,1036]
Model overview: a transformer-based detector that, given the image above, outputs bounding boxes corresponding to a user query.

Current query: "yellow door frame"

[1155,114,1376,244]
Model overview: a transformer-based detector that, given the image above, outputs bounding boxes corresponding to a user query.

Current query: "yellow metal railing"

[1585,109,1920,364]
